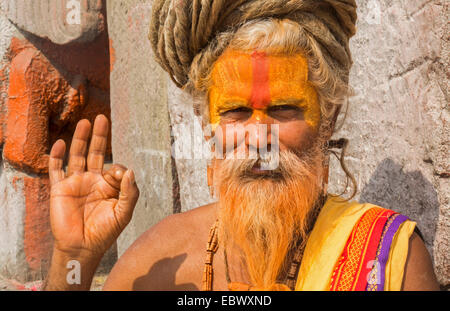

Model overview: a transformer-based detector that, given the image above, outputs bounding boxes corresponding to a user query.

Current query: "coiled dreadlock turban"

[149,0,357,128]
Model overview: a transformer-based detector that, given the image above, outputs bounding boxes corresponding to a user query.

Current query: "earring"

[207,164,214,197]
[323,162,329,196]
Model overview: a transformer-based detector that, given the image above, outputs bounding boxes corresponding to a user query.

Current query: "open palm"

[49,115,139,257]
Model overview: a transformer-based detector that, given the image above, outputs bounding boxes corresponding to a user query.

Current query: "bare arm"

[402,233,440,291]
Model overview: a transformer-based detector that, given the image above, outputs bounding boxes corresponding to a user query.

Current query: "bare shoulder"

[103,203,217,291]
[402,232,440,291]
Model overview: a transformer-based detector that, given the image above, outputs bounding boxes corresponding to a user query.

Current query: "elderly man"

[44,0,439,291]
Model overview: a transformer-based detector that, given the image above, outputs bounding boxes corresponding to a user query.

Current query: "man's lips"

[251,163,266,174]
[251,161,273,175]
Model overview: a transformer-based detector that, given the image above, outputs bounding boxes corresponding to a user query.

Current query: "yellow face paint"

[208,49,320,129]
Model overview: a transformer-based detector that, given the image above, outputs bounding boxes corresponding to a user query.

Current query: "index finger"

[49,139,66,186]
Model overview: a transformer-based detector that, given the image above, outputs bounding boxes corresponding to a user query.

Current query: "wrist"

[52,245,105,262]
[44,247,103,291]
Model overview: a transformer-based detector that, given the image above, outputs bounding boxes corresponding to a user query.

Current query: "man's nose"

[245,110,273,150]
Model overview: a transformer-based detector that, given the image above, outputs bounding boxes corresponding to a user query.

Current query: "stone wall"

[328,0,449,287]
[106,0,175,257]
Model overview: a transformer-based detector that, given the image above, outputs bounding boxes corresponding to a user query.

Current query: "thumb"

[103,164,128,190]
[115,169,140,228]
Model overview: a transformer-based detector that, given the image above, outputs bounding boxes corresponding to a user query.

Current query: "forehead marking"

[249,51,271,109]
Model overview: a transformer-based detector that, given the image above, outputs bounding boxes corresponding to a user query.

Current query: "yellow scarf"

[296,196,416,291]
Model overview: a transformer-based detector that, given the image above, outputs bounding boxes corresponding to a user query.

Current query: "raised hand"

[49,115,139,258]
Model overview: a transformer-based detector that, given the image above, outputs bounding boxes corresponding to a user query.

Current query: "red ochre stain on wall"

[11,176,20,192]
[4,37,113,173]
[34,31,111,91]
[4,39,55,174]
[23,176,53,273]
[109,38,116,73]
[0,65,9,147]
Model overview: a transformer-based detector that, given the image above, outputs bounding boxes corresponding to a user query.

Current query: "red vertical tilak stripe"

[250,51,271,109]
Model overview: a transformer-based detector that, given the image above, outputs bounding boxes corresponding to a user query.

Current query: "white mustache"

[223,149,281,171]
[255,152,280,171]
[220,150,304,182]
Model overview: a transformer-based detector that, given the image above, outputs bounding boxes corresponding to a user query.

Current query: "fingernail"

[115,169,125,180]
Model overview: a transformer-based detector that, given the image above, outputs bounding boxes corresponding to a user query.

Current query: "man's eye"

[220,107,252,115]
[219,107,253,120]
[267,105,303,120]
[269,105,299,111]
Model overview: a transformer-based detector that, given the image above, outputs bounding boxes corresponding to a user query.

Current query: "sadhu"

[44,0,439,291]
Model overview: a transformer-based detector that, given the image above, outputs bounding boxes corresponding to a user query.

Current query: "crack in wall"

[388,56,441,81]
